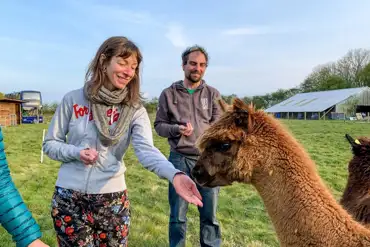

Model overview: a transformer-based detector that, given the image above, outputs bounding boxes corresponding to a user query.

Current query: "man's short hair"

[181,45,209,66]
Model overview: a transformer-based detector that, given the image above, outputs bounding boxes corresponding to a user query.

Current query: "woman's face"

[105,55,138,90]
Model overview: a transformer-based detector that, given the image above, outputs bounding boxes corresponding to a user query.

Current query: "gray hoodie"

[43,87,180,194]
[154,80,222,156]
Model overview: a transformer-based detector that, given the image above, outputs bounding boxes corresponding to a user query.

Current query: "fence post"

[40,129,45,163]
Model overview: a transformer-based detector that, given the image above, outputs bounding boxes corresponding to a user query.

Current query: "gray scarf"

[84,82,137,146]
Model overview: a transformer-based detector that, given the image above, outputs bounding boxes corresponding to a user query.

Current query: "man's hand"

[172,173,203,207]
[179,122,194,136]
[80,148,98,165]
[28,239,49,247]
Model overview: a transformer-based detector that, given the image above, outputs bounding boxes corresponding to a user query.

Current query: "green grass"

[1,117,370,246]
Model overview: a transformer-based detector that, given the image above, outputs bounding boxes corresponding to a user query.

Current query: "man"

[154,45,222,247]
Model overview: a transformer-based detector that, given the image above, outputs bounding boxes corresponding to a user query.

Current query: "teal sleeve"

[0,127,42,247]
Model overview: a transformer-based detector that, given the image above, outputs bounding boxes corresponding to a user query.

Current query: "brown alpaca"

[341,134,370,225]
[191,98,370,247]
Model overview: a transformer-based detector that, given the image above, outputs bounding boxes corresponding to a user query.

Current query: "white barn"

[265,87,370,120]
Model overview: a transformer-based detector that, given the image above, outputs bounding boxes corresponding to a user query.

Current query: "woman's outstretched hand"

[172,173,203,207]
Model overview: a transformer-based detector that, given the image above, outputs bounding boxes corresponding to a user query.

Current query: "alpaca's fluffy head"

[345,134,370,157]
[191,98,276,187]
[344,133,370,177]
[341,133,370,220]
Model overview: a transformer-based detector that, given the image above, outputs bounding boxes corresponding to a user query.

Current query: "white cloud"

[222,26,271,36]
[141,92,150,99]
[0,36,70,51]
[165,23,190,48]
[64,0,160,26]
[221,25,305,36]
[92,5,156,25]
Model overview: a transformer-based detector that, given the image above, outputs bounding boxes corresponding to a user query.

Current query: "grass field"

[1,116,370,247]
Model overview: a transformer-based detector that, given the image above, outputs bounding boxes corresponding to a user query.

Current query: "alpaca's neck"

[341,172,367,203]
[252,131,368,246]
[340,164,370,217]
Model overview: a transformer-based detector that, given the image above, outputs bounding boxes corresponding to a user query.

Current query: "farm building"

[0,98,24,127]
[265,87,370,120]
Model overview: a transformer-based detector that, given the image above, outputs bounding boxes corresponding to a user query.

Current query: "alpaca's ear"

[230,98,253,131]
[345,134,361,147]
[216,98,230,113]
[232,98,248,112]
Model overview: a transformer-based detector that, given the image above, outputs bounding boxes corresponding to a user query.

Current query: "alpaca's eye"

[215,143,231,152]
[235,118,243,126]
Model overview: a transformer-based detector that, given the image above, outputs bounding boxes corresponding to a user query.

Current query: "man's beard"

[186,71,202,83]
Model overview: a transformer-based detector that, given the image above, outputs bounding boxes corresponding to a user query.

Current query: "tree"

[261,94,273,108]
[0,92,4,99]
[300,65,332,92]
[214,48,369,112]
[356,62,370,87]
[222,94,237,104]
[270,89,291,105]
[317,74,350,91]
[300,64,351,92]
[143,97,159,114]
[335,48,370,86]
[42,102,59,114]
[299,49,370,92]
[242,96,252,105]
[286,87,301,97]
[300,76,318,92]
[251,95,268,109]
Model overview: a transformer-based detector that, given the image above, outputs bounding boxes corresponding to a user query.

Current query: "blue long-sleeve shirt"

[0,127,42,247]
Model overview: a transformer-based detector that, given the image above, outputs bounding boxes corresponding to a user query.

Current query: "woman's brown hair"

[85,36,143,106]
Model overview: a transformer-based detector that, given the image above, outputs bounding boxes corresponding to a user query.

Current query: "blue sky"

[1,0,370,103]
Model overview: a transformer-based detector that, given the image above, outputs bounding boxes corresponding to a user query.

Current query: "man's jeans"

[168,151,221,247]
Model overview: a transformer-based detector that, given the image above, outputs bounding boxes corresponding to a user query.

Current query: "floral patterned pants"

[51,186,130,247]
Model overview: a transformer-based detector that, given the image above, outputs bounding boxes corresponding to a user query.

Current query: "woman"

[43,36,203,246]
[0,127,49,247]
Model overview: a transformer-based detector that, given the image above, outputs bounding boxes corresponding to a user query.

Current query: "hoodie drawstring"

[172,83,178,105]
[86,101,91,130]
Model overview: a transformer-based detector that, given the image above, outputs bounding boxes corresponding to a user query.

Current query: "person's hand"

[172,173,203,207]
[80,148,98,165]
[179,125,187,135]
[28,239,50,247]
[184,122,194,136]
[179,122,193,136]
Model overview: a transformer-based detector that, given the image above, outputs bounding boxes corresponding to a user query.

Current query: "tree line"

[2,48,369,114]
[221,48,370,110]
[143,48,370,113]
